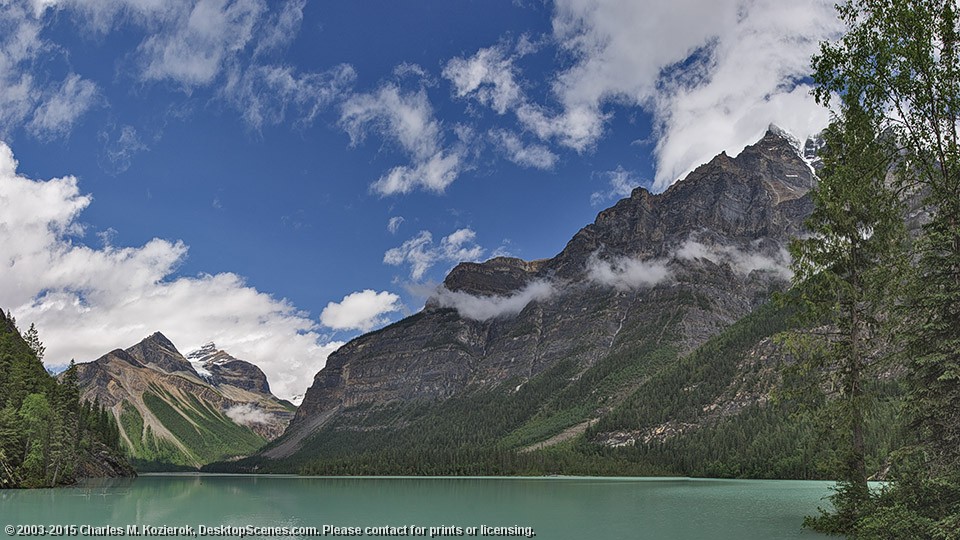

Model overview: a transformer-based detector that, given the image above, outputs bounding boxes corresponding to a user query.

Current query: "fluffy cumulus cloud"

[0,3,100,139]
[546,0,840,189]
[431,281,555,321]
[0,142,341,399]
[384,228,486,281]
[591,166,642,206]
[136,0,265,88]
[586,253,672,291]
[27,0,268,89]
[444,1,839,190]
[340,83,465,195]
[444,44,523,115]
[11,1,338,137]
[319,289,402,332]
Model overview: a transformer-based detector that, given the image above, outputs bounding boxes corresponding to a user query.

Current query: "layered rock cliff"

[264,128,818,461]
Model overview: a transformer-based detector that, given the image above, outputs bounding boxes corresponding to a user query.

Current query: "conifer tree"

[813,0,960,535]
[23,323,44,363]
[788,95,905,533]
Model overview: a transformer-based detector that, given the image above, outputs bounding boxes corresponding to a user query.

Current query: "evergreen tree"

[813,0,960,536]
[0,309,130,487]
[787,96,905,534]
[24,323,44,363]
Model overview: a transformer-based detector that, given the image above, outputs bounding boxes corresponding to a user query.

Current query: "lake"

[1,475,833,539]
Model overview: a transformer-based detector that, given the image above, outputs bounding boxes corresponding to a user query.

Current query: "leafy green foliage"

[812,0,960,535]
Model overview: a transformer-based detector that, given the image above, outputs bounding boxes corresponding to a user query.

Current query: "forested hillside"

[209,299,905,478]
[0,310,133,487]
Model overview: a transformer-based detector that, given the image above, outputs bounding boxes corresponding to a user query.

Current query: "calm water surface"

[1,475,833,539]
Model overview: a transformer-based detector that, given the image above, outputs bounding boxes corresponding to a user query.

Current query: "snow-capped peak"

[768,123,803,153]
[186,342,218,360]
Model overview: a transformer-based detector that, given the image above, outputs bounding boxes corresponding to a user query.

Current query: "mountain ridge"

[258,127,819,464]
[75,332,295,469]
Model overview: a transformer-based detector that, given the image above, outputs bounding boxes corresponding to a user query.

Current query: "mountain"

[214,126,902,478]
[0,309,134,487]
[74,333,294,470]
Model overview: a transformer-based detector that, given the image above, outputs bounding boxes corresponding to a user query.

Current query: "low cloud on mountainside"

[224,404,272,427]
[585,253,673,290]
[429,237,793,322]
[431,281,556,321]
[0,142,341,400]
[675,238,793,280]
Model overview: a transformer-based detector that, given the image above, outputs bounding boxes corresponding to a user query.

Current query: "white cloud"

[26,74,100,140]
[0,141,341,399]
[224,63,356,130]
[0,5,43,136]
[591,166,642,205]
[676,238,793,280]
[320,289,402,332]
[443,44,523,114]
[489,129,558,170]
[586,253,672,290]
[2,1,324,138]
[137,0,265,88]
[0,3,103,140]
[224,403,271,426]
[431,281,555,321]
[100,125,148,174]
[441,228,485,261]
[387,216,405,234]
[646,1,838,189]
[384,228,486,281]
[252,0,304,58]
[340,83,465,195]
[492,0,841,188]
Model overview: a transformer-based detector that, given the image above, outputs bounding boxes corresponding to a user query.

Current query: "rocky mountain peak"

[185,343,272,395]
[74,333,296,468]
[268,129,821,460]
[186,342,218,361]
[443,257,547,296]
[125,331,198,377]
[144,331,177,350]
[766,123,802,151]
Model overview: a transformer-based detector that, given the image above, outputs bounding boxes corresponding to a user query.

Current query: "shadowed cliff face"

[75,333,294,467]
[267,129,816,460]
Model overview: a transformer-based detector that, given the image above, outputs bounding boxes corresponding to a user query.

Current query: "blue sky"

[0,0,840,399]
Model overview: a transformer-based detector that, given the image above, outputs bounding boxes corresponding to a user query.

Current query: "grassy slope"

[119,384,265,470]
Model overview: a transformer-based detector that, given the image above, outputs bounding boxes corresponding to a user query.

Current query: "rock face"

[75,333,295,468]
[267,128,818,460]
[186,343,274,395]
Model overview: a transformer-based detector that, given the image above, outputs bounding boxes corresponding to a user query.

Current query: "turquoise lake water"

[0,475,833,539]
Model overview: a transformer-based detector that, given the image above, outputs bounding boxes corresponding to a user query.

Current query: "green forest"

[209,300,905,482]
[0,310,130,488]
